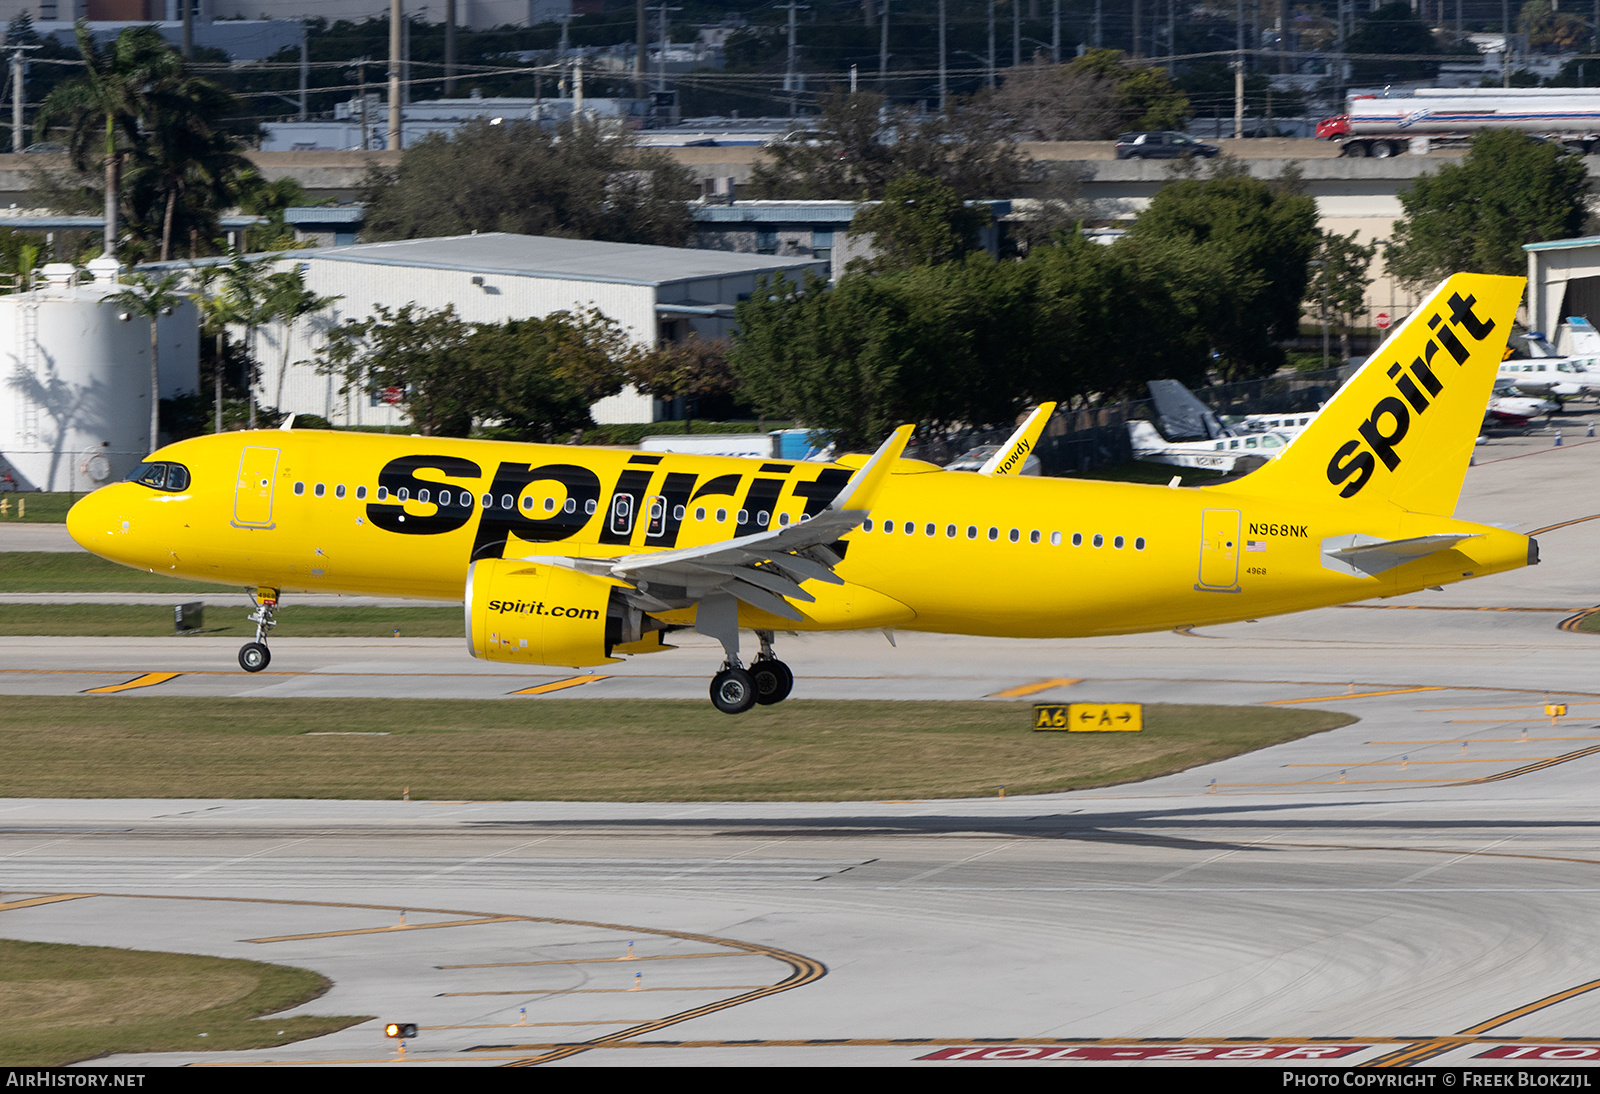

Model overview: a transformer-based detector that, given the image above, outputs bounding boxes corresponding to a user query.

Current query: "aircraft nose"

[66,487,126,554]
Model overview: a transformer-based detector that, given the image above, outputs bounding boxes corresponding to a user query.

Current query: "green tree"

[467,311,630,441]
[1386,130,1591,289]
[846,173,992,274]
[1310,231,1379,359]
[320,305,478,436]
[1063,49,1192,134]
[109,271,187,453]
[748,91,1028,201]
[1129,167,1319,379]
[360,118,695,246]
[1345,3,1442,85]
[625,336,739,435]
[214,253,276,428]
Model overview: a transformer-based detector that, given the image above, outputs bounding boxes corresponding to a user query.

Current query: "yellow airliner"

[67,273,1533,713]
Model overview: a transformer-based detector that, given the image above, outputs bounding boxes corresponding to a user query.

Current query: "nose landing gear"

[239,587,278,673]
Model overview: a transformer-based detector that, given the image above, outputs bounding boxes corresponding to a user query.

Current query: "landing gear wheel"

[239,642,271,673]
[710,667,757,715]
[751,659,794,705]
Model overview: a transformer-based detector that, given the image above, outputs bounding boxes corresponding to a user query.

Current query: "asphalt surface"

[3,422,1600,1067]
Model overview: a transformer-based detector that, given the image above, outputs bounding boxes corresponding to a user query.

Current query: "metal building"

[215,233,827,427]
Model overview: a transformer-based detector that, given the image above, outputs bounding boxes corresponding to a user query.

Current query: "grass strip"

[0,604,463,637]
[0,493,76,524]
[0,697,1353,801]
[0,552,226,593]
[0,938,366,1065]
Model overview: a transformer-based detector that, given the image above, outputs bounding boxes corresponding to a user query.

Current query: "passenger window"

[585,499,598,515]
[716,508,727,523]
[863,519,874,532]
[1050,532,1062,546]
[1114,535,1124,549]
[1093,534,1104,547]
[397,488,409,502]
[737,509,748,524]
[925,523,935,536]
[967,526,977,539]
[1008,529,1019,543]
[674,505,686,520]
[564,498,576,514]
[377,486,389,501]
[1135,537,1146,550]
[335,484,346,499]
[1029,530,1040,544]
[481,494,492,508]
[988,527,998,541]
[696,507,706,521]
[356,486,367,500]
[884,520,895,533]
[521,496,534,511]
[1072,533,1082,546]
[757,511,769,526]
[946,524,956,538]
[294,482,305,496]
[415,488,427,503]
[778,512,791,526]
[905,521,914,535]
[500,494,514,510]
[315,483,326,498]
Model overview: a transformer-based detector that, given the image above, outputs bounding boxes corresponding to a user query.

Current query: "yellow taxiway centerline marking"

[246,916,522,943]
[1285,758,1564,767]
[510,675,609,696]
[1423,702,1600,712]
[1381,736,1600,744]
[441,986,776,996]
[988,677,1081,698]
[1444,719,1595,725]
[81,671,182,695]
[440,952,755,969]
[0,894,94,912]
[1265,687,1446,705]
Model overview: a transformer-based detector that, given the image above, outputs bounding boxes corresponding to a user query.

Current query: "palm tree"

[35,22,178,258]
[216,253,274,429]
[265,266,340,412]
[110,271,187,454]
[36,22,247,263]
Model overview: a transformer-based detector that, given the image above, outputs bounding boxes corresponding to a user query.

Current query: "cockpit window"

[127,461,191,492]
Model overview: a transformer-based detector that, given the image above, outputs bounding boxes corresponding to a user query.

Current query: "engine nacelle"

[466,558,643,668]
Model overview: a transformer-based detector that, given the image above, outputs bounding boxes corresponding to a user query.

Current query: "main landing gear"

[239,587,278,672]
[708,629,795,715]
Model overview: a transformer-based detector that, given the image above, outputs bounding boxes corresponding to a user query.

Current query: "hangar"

[1525,235,1600,342]
[194,232,827,427]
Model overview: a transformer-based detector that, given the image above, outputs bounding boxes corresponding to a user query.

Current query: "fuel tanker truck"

[1316,87,1600,157]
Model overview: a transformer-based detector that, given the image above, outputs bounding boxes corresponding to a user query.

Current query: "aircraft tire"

[239,642,271,673]
[710,667,757,715]
[751,659,794,706]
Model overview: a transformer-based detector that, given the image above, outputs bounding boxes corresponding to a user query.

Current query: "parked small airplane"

[1499,316,1600,398]
[1128,380,1294,472]
[68,275,1534,713]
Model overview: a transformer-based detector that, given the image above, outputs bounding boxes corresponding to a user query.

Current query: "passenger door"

[1197,508,1241,592]
[233,446,279,529]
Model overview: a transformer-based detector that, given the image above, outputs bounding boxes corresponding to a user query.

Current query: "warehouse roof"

[291,232,826,287]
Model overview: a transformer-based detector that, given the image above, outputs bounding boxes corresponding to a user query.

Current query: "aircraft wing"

[603,424,916,621]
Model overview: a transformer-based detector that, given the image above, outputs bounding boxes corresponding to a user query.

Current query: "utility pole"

[9,43,37,155]
[181,0,193,59]
[879,0,888,80]
[558,14,572,98]
[656,3,683,93]
[987,0,995,88]
[298,22,309,120]
[1052,0,1060,62]
[1012,0,1020,69]
[445,0,457,94]
[635,0,648,100]
[778,2,807,117]
[938,0,947,112]
[387,0,402,152]
[1233,54,1244,139]
[1132,0,1141,58]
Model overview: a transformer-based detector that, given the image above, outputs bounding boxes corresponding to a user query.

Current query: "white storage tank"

[0,259,199,492]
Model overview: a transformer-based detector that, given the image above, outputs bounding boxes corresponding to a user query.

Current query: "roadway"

[2,423,1600,1066]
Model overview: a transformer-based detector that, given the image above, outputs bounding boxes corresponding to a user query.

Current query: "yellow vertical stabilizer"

[1227,273,1523,516]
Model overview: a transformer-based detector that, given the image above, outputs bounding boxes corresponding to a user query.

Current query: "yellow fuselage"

[65,429,1531,640]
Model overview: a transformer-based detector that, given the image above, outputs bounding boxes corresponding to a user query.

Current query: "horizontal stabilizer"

[1321,532,1481,578]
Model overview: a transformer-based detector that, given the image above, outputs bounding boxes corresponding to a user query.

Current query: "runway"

[3,426,1600,1066]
